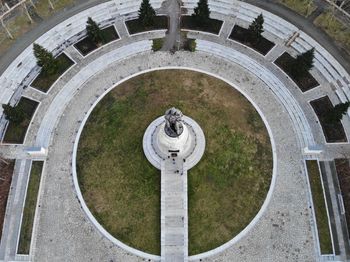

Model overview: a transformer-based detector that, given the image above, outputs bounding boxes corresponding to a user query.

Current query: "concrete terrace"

[0,0,349,262]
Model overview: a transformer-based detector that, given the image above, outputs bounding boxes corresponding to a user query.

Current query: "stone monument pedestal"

[143,115,205,170]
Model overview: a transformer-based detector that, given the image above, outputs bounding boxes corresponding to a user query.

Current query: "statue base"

[143,115,205,170]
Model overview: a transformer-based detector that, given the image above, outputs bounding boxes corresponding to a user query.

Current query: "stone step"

[164,234,184,246]
[164,216,184,227]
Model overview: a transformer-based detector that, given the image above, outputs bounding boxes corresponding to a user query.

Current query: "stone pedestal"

[143,115,205,170]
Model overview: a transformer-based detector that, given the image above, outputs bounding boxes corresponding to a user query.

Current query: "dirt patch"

[310,96,347,143]
[335,159,350,236]
[229,25,275,55]
[0,159,15,240]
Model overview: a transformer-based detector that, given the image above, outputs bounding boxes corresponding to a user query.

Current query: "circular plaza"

[0,0,349,262]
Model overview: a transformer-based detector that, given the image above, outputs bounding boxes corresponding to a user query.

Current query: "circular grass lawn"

[77,70,273,255]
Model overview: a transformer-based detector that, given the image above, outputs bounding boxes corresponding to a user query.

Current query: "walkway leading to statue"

[161,158,188,262]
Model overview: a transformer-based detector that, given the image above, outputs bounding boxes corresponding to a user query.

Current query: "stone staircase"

[161,158,188,262]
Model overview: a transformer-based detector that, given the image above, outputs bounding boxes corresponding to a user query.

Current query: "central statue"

[164,107,184,137]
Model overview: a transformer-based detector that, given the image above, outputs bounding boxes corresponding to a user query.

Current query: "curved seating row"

[0,0,162,112]
[196,39,315,148]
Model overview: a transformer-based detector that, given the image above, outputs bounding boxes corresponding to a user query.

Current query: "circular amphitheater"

[0,0,350,261]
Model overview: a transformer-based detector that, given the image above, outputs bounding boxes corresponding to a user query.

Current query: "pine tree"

[192,0,210,25]
[86,17,104,44]
[248,14,264,43]
[139,0,156,27]
[290,48,315,78]
[2,104,25,124]
[296,47,315,72]
[327,102,350,123]
[33,43,58,75]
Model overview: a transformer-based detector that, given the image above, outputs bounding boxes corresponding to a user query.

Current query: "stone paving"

[0,1,349,262]
[27,50,315,261]
[161,159,188,261]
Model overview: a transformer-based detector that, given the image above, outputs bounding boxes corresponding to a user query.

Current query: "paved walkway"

[159,0,181,51]
[161,158,188,261]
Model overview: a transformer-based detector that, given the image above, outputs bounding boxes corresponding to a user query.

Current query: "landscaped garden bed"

[306,160,333,254]
[310,96,347,143]
[0,160,15,241]
[3,97,39,144]
[18,161,44,254]
[74,25,119,56]
[31,53,74,92]
[335,158,350,236]
[229,25,275,55]
[125,16,168,35]
[181,15,223,35]
[275,52,319,92]
[77,70,272,255]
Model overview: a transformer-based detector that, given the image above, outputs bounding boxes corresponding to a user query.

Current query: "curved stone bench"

[182,0,350,116]
[0,0,164,117]
[196,39,315,148]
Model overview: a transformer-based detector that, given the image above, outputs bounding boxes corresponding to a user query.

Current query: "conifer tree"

[248,14,264,43]
[327,101,350,123]
[291,48,315,78]
[192,0,210,25]
[86,17,104,44]
[139,0,156,26]
[2,104,25,124]
[33,43,58,75]
[296,47,315,72]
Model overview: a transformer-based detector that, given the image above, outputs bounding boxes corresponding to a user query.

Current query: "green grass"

[77,70,272,255]
[314,11,350,53]
[279,0,317,17]
[31,53,74,92]
[17,161,44,254]
[306,160,333,254]
[3,97,38,144]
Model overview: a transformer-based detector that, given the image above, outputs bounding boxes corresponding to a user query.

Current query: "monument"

[143,107,205,262]
[143,107,205,169]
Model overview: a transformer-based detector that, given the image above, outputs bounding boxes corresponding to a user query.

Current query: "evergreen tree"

[33,43,58,75]
[248,14,264,43]
[192,0,210,25]
[2,104,25,124]
[86,17,104,44]
[327,102,350,123]
[291,48,315,78]
[139,0,156,27]
[296,47,315,72]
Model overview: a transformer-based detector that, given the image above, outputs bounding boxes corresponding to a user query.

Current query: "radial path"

[161,158,188,261]
[159,0,181,51]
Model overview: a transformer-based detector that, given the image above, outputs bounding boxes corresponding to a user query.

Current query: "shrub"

[188,39,196,52]
[2,104,25,124]
[152,38,164,51]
